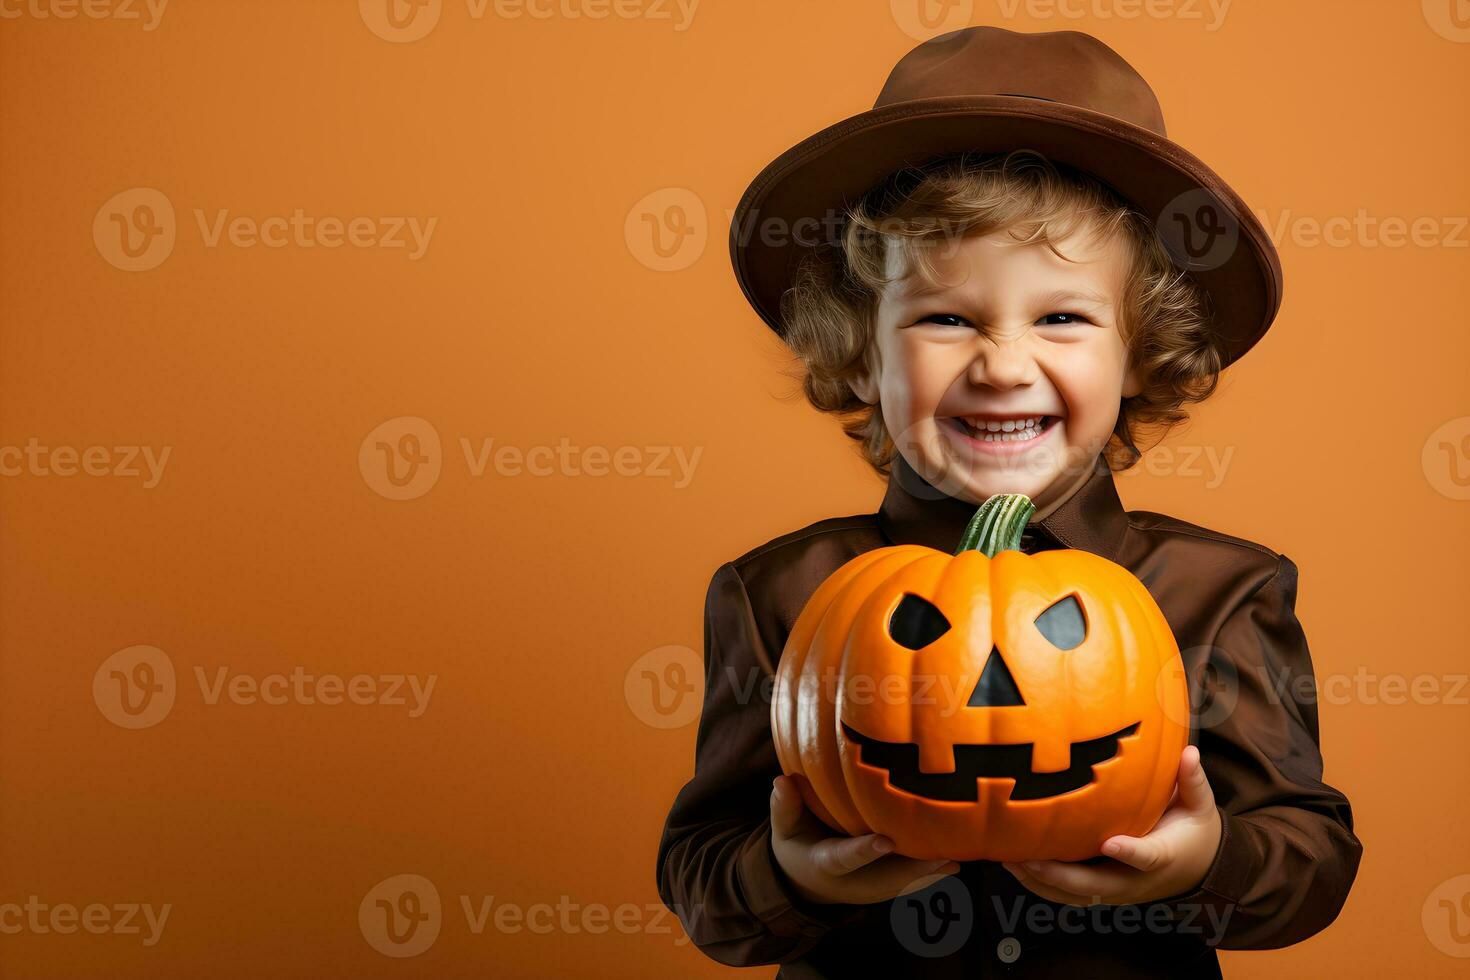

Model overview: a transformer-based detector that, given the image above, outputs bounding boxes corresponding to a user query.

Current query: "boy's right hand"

[770,774,962,906]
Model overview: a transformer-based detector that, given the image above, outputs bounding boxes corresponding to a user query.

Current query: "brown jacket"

[656,454,1361,977]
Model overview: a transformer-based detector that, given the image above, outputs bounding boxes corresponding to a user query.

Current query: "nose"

[967,646,1025,707]
[968,338,1039,391]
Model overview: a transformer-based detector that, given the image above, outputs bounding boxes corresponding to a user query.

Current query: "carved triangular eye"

[888,593,951,650]
[1034,594,1087,650]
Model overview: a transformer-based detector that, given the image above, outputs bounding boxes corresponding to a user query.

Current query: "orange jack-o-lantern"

[772,494,1188,862]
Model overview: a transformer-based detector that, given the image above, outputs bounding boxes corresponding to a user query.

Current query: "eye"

[919,313,968,327]
[1034,594,1087,649]
[888,593,951,650]
[1038,312,1090,326]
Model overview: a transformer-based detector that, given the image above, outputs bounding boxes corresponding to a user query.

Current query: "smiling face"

[848,223,1143,513]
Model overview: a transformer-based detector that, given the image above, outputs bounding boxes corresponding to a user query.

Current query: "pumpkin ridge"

[805,547,936,835]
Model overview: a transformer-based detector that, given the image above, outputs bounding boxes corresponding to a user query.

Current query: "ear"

[847,348,880,405]
[847,369,879,405]
[1121,358,1145,399]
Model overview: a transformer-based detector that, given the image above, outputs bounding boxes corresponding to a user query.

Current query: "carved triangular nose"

[967,646,1025,707]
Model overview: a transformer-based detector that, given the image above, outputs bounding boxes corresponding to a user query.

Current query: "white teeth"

[955,415,1051,442]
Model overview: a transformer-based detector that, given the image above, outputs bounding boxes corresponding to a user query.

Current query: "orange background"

[1,0,1467,976]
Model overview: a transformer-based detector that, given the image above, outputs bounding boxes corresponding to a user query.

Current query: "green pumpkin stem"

[955,493,1036,557]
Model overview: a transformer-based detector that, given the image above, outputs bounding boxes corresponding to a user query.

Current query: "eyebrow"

[1031,288,1112,309]
[890,283,1113,308]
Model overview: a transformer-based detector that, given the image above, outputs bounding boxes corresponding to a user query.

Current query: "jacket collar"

[876,452,1130,561]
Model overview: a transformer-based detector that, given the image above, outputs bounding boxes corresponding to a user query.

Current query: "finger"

[1004,859,1131,900]
[1101,834,1165,872]
[769,776,822,842]
[808,832,896,876]
[1003,863,1104,907]
[1175,745,1216,813]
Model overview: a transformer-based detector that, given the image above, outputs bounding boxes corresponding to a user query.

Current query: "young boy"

[656,27,1361,977]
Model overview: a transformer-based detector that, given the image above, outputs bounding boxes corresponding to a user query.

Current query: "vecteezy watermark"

[1168,650,1470,719]
[642,193,1141,275]
[1258,664,1470,709]
[625,645,702,729]
[991,893,1234,945]
[1422,0,1470,43]
[93,188,437,272]
[460,437,701,486]
[989,0,1232,30]
[459,894,693,944]
[1255,207,1469,250]
[92,646,437,729]
[888,876,1234,961]
[359,416,704,501]
[358,0,699,43]
[358,874,695,957]
[0,439,171,489]
[631,196,958,272]
[1113,444,1234,489]
[0,0,167,29]
[0,897,171,947]
[1423,416,1470,501]
[1423,874,1470,958]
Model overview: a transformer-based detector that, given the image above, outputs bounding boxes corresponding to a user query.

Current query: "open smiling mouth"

[839,721,1140,801]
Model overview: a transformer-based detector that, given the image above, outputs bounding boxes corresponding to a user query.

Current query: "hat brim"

[729,94,1281,368]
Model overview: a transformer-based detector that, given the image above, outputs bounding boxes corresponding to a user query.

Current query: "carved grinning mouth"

[839,720,1141,801]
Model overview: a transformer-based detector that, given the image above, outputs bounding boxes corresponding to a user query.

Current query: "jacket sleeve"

[1162,554,1363,948]
[655,562,865,967]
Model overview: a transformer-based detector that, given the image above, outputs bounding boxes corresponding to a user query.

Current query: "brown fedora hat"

[729,26,1282,368]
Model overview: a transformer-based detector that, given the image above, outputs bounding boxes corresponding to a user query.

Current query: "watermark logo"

[890,0,974,40]
[625,645,702,729]
[360,0,443,41]
[360,416,443,501]
[93,645,176,730]
[1423,0,1470,42]
[360,874,442,958]
[625,188,706,272]
[1423,874,1470,957]
[1155,645,1239,730]
[94,188,176,272]
[1157,188,1240,273]
[1423,416,1470,500]
[891,875,972,957]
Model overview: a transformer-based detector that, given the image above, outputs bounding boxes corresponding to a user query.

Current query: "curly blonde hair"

[777,149,1222,473]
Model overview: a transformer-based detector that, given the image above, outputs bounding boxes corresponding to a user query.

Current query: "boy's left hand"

[1001,745,1222,907]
